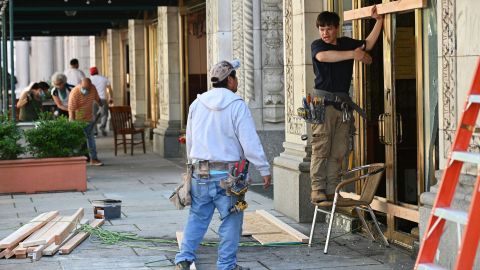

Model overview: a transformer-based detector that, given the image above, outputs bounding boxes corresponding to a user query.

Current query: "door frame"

[344,0,425,248]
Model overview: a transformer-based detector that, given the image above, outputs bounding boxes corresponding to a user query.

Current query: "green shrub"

[0,115,24,160]
[24,116,88,158]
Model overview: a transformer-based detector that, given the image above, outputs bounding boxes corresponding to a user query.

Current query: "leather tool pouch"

[220,173,238,196]
[197,160,210,179]
[169,165,193,210]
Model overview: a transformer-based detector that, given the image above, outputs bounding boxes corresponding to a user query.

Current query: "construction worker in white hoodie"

[175,60,272,270]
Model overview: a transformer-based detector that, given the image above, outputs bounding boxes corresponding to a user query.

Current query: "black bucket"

[92,199,122,219]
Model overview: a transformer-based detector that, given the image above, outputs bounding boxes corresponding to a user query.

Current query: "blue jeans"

[175,173,243,270]
[83,121,97,160]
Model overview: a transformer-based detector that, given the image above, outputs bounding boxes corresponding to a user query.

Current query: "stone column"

[206,0,233,74]
[128,20,148,126]
[14,41,30,93]
[89,36,103,71]
[107,29,122,106]
[153,7,182,157]
[272,0,323,222]
[53,37,65,73]
[30,37,54,82]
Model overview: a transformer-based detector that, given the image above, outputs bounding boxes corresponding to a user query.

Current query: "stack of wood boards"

[0,208,104,261]
[242,210,309,245]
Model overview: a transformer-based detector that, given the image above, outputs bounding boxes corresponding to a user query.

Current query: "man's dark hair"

[37,81,50,91]
[212,70,236,88]
[316,11,340,28]
[70,58,79,66]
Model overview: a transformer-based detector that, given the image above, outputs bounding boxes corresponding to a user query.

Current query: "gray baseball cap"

[210,59,241,83]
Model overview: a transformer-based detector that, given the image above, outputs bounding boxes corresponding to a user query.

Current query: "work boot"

[233,265,250,270]
[311,190,327,203]
[175,261,191,270]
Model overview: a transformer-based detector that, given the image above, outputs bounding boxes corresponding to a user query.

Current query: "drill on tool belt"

[229,160,250,213]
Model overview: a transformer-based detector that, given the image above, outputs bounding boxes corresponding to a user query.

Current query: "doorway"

[180,2,207,126]
[352,1,424,248]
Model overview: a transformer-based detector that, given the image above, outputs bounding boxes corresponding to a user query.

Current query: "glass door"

[352,0,424,248]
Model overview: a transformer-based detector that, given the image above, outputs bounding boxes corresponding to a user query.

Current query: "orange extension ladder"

[415,60,480,269]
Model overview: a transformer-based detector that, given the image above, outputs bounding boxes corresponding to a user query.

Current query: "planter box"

[0,156,87,194]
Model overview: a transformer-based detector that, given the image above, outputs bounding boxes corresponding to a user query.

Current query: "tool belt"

[192,160,236,179]
[297,89,366,124]
[313,89,367,119]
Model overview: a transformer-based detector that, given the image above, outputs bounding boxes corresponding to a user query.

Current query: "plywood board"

[343,0,426,21]
[242,212,282,236]
[252,233,299,245]
[255,210,309,243]
[0,211,59,249]
[176,232,196,270]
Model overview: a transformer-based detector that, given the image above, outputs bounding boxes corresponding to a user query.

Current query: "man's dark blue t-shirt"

[311,37,365,93]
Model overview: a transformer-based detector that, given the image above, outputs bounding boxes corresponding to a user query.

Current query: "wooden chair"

[109,106,146,156]
[308,163,389,254]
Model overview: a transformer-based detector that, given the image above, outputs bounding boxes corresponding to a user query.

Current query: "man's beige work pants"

[310,105,351,195]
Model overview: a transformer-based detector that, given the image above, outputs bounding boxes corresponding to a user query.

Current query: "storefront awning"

[7,0,178,39]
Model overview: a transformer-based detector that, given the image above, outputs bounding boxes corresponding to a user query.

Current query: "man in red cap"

[89,66,113,136]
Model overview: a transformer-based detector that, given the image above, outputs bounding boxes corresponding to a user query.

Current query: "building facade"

[16,0,480,265]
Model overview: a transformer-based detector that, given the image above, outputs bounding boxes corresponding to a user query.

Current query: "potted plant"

[0,115,89,194]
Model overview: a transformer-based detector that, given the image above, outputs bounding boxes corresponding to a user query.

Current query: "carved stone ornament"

[284,0,304,135]
[441,0,457,158]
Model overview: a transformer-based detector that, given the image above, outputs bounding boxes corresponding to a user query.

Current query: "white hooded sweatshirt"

[186,87,270,176]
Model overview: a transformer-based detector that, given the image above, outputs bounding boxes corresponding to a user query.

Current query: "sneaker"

[175,261,191,270]
[90,159,104,166]
[311,190,327,203]
[233,265,250,270]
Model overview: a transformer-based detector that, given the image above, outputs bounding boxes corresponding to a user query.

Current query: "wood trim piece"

[176,231,197,270]
[27,244,46,261]
[255,210,309,243]
[344,0,426,21]
[340,192,419,222]
[59,219,104,255]
[0,211,59,249]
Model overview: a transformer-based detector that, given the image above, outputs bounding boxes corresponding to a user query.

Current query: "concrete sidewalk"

[0,135,415,270]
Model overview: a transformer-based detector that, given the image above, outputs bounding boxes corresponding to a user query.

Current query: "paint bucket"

[91,199,122,219]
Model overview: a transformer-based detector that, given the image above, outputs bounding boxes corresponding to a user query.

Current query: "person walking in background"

[89,66,113,136]
[16,82,50,122]
[64,58,86,86]
[50,72,74,117]
[175,60,271,270]
[68,78,103,166]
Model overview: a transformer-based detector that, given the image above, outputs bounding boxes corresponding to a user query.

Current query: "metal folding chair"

[308,163,389,254]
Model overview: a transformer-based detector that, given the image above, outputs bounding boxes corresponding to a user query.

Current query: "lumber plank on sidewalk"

[0,211,59,249]
[4,247,16,259]
[22,208,84,247]
[255,210,309,243]
[59,219,104,255]
[176,232,196,270]
[343,0,426,21]
[27,244,46,261]
[0,248,11,258]
[43,218,89,256]
[242,211,282,236]
[20,216,62,248]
